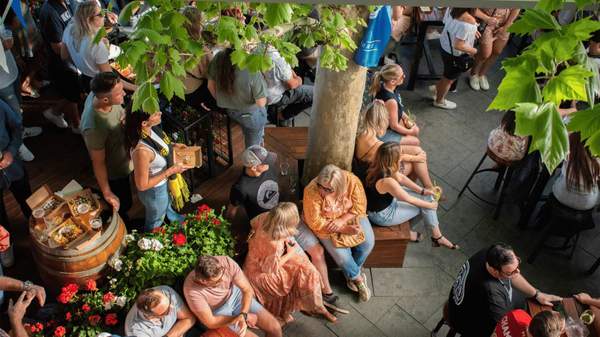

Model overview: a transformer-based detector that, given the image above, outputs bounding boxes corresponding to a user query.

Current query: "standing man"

[80,72,133,222]
[448,243,562,337]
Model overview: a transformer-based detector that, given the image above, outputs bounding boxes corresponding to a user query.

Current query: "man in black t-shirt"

[447,243,562,337]
[226,145,338,307]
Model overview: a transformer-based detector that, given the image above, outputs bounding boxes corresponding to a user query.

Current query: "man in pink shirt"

[183,256,281,337]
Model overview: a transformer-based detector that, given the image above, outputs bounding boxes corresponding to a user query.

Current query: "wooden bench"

[365,222,411,268]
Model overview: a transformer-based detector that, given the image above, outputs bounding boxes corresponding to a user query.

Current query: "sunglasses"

[317,183,334,194]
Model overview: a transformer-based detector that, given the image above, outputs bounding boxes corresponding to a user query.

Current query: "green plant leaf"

[564,17,600,41]
[508,9,560,36]
[535,0,564,12]
[216,16,240,45]
[531,31,579,65]
[567,105,600,155]
[92,26,107,45]
[118,0,140,25]
[514,102,569,171]
[487,60,540,111]
[542,65,593,105]
[159,72,175,100]
[264,3,293,27]
[574,0,595,9]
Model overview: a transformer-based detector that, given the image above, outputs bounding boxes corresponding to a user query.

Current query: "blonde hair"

[368,64,403,97]
[360,100,389,136]
[71,0,100,51]
[529,311,565,337]
[262,202,300,241]
[316,164,347,199]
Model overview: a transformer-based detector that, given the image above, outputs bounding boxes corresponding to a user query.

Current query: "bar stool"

[458,147,518,219]
[527,195,595,264]
[431,301,457,337]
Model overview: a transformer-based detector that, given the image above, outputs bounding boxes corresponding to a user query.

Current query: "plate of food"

[67,189,99,217]
[48,219,84,248]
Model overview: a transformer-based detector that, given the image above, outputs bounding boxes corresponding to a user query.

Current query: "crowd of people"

[0,1,598,337]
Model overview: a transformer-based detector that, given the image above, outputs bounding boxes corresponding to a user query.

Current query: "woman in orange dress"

[243,202,336,324]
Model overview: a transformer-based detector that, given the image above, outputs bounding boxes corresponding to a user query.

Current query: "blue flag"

[11,0,27,28]
[354,6,392,68]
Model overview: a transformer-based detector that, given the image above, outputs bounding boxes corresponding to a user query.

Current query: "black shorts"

[441,49,466,81]
[48,62,84,103]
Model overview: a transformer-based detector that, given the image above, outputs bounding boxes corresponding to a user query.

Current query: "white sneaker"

[428,85,437,100]
[433,99,457,110]
[19,144,34,162]
[426,30,441,40]
[469,75,480,91]
[346,278,358,292]
[43,109,68,128]
[23,126,42,139]
[479,75,490,91]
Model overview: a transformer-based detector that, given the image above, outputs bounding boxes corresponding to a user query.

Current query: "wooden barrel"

[31,212,126,288]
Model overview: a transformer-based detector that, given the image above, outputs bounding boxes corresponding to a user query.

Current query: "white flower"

[104,302,113,310]
[137,238,153,250]
[125,234,135,243]
[116,296,127,307]
[108,256,123,271]
[109,278,117,285]
[150,239,163,251]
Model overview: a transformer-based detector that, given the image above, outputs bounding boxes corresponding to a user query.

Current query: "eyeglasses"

[499,257,521,277]
[317,183,334,194]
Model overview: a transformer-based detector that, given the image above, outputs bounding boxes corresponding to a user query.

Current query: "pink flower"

[172,233,187,246]
[102,292,115,304]
[88,315,101,326]
[85,279,97,291]
[197,204,211,214]
[65,312,72,321]
[105,313,118,326]
[81,304,91,312]
[54,326,66,337]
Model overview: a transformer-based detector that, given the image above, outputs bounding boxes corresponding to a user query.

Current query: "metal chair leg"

[458,151,488,198]
[493,167,514,220]
[493,167,507,191]
[431,318,445,337]
[588,257,600,275]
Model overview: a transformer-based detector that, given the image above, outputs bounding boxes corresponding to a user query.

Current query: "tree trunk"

[302,8,369,185]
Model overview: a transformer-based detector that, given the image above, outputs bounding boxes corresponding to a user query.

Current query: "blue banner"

[11,0,27,28]
[354,6,392,68]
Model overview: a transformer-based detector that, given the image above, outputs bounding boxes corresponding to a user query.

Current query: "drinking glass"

[280,159,290,176]
[565,317,590,337]
[289,175,297,194]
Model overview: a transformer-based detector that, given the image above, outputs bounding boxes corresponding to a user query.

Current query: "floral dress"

[243,213,326,320]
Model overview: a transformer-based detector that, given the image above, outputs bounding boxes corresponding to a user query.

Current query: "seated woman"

[552,132,599,211]
[243,202,336,324]
[487,110,529,163]
[355,100,434,190]
[125,108,188,231]
[303,164,375,302]
[365,142,458,249]
[368,64,420,146]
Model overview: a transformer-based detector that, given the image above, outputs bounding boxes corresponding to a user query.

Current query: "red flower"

[151,226,166,234]
[35,323,43,331]
[58,283,79,303]
[88,315,101,326]
[65,312,72,321]
[102,292,115,304]
[54,326,66,337]
[25,324,36,333]
[172,232,187,246]
[81,304,91,312]
[104,313,118,326]
[197,204,211,214]
[85,279,97,291]
[57,292,72,304]
[211,218,221,226]
[64,283,79,295]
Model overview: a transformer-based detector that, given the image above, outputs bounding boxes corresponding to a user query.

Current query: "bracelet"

[531,289,539,300]
[22,280,33,292]
[420,188,425,195]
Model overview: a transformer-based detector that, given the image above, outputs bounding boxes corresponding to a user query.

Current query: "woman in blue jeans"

[303,164,375,302]
[207,48,268,148]
[125,109,187,231]
[365,142,458,249]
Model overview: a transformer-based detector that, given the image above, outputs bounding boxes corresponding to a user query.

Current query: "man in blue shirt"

[0,100,31,229]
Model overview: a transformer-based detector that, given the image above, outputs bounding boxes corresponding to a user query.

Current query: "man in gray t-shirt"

[262,46,313,125]
[125,286,196,337]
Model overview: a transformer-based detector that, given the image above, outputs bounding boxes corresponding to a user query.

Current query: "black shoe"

[323,292,339,306]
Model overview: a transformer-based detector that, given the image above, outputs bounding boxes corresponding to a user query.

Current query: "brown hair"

[262,202,299,240]
[500,110,517,135]
[136,288,162,315]
[182,6,203,40]
[215,48,235,95]
[450,8,474,19]
[528,311,565,337]
[366,142,401,187]
[194,256,223,280]
[566,132,600,192]
[368,64,403,97]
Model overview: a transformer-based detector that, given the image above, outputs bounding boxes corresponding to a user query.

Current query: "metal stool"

[528,195,595,264]
[431,301,457,337]
[458,147,517,220]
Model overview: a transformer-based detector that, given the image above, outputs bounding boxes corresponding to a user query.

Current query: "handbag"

[331,216,366,248]
[447,31,474,72]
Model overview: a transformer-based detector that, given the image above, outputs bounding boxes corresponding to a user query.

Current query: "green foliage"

[115,2,366,114]
[489,0,600,171]
[568,104,600,154]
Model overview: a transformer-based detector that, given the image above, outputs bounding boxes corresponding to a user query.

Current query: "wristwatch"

[531,289,539,300]
[22,280,33,292]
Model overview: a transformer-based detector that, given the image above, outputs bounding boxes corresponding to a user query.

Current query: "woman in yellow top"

[303,164,375,302]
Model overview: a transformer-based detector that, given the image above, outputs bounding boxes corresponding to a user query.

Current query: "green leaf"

[133,28,171,45]
[531,31,579,65]
[124,40,148,64]
[160,72,176,100]
[542,65,593,105]
[535,0,564,12]
[215,16,240,45]
[244,53,272,73]
[514,102,568,171]
[508,9,560,36]
[567,105,600,155]
[92,26,107,45]
[488,60,541,111]
[574,0,595,9]
[564,17,600,41]
[118,0,140,25]
[161,11,187,29]
[264,3,293,27]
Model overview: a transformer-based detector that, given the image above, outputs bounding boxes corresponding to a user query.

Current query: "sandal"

[431,235,459,250]
[410,231,423,243]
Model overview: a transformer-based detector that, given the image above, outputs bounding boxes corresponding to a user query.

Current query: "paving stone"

[371,266,451,298]
[349,295,400,324]
[375,305,431,337]
[324,302,388,337]
[396,294,448,324]
[284,313,338,337]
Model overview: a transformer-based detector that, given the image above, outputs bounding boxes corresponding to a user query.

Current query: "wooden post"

[302,7,369,185]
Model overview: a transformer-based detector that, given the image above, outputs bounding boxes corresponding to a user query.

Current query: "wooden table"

[528,298,600,337]
[265,127,309,198]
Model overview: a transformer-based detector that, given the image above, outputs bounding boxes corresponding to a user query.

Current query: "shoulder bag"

[447,31,474,73]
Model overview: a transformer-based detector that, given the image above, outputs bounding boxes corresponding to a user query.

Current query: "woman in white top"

[552,132,600,211]
[125,109,189,231]
[61,0,135,92]
[431,8,479,110]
